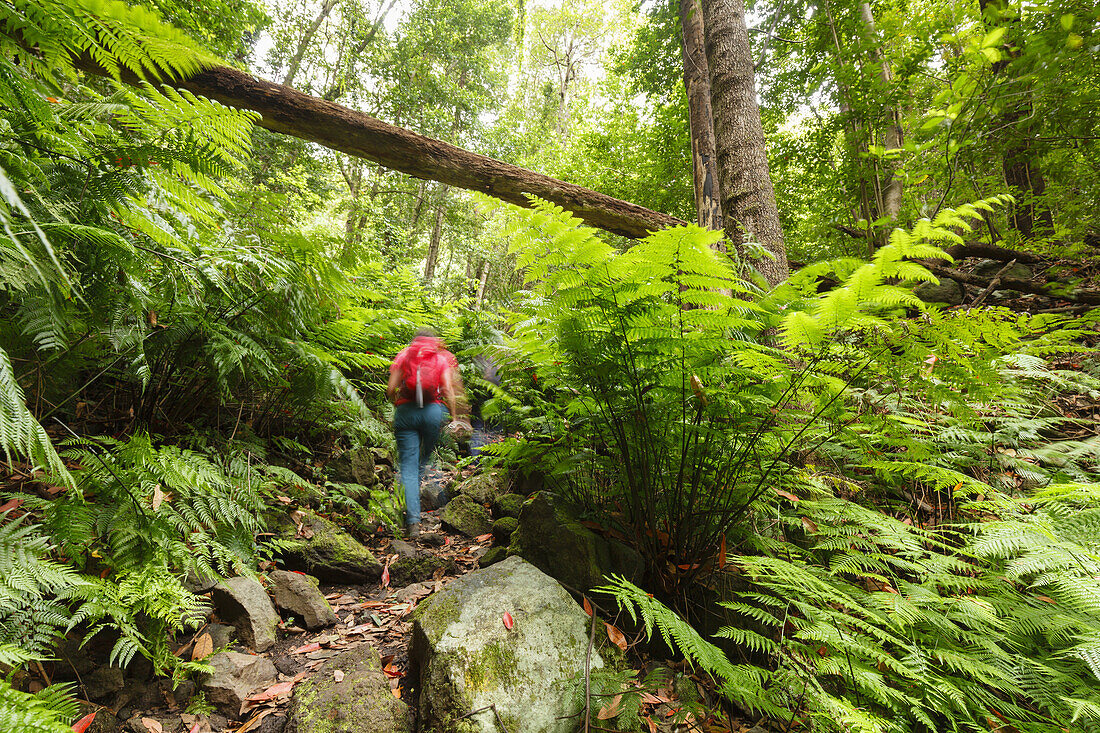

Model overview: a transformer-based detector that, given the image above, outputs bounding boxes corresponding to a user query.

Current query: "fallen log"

[62,56,684,240]
[927,265,1100,306]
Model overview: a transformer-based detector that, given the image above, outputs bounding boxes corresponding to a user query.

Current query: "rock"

[204,622,237,651]
[455,471,509,504]
[478,546,508,568]
[256,716,288,733]
[972,259,1032,282]
[411,556,603,733]
[440,494,492,538]
[211,577,280,652]
[913,276,966,306]
[509,492,643,592]
[370,447,393,467]
[420,481,449,511]
[199,651,278,717]
[390,541,456,586]
[172,680,196,708]
[492,493,524,519]
[329,447,377,485]
[492,516,518,544]
[269,571,338,631]
[420,532,446,547]
[285,646,410,733]
[123,715,181,733]
[76,702,118,733]
[84,665,125,701]
[510,470,545,496]
[272,509,383,584]
[184,569,220,594]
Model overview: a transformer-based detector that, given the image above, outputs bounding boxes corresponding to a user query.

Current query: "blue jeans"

[393,401,446,525]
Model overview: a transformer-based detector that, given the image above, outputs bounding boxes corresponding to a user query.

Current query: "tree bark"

[58,54,684,240]
[858,1,903,220]
[679,0,723,235]
[700,0,789,285]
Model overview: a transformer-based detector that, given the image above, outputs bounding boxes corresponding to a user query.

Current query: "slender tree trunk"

[858,1,903,221]
[423,185,449,283]
[475,259,490,307]
[700,0,789,285]
[283,0,340,87]
[979,0,1052,238]
[679,0,724,236]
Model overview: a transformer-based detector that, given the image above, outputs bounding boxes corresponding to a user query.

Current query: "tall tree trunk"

[56,41,685,238]
[475,259,490,307]
[283,0,341,87]
[858,1,903,221]
[679,0,724,236]
[700,0,789,286]
[979,0,1052,238]
[423,185,449,283]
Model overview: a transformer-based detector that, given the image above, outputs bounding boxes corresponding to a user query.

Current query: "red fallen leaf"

[605,623,627,652]
[596,693,622,719]
[72,712,97,733]
[247,679,295,702]
[383,663,401,679]
[188,724,202,733]
[801,516,819,534]
[46,96,58,103]
[775,488,800,502]
[0,498,24,513]
[582,597,593,617]
[817,645,828,657]
[381,562,390,588]
[475,533,493,543]
[644,715,658,733]
[291,642,321,654]
[502,612,514,630]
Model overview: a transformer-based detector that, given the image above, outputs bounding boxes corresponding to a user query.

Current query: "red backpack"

[400,337,450,407]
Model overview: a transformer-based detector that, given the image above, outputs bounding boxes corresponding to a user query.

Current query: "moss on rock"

[440,494,493,537]
[286,646,410,733]
[491,516,518,544]
[478,545,508,568]
[455,471,509,504]
[270,509,382,584]
[492,493,525,518]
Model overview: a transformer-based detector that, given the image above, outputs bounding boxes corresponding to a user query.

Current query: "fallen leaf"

[0,498,24,513]
[291,642,321,655]
[187,724,203,733]
[382,558,391,588]
[382,662,401,679]
[596,694,623,719]
[801,516,819,534]
[141,718,164,733]
[334,670,345,683]
[502,611,514,630]
[391,687,402,699]
[582,597,593,617]
[277,495,293,504]
[775,488,800,503]
[605,623,627,652]
[475,533,493,543]
[246,679,296,702]
[644,716,657,733]
[192,633,213,661]
[151,485,165,510]
[236,709,275,732]
[71,712,97,733]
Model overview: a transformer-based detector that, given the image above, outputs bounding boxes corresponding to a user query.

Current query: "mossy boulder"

[440,494,493,538]
[285,646,410,733]
[327,447,377,486]
[508,492,643,592]
[478,546,508,568]
[389,539,457,586]
[411,556,603,733]
[455,471,509,504]
[914,276,966,306]
[271,509,382,584]
[491,516,518,544]
[492,493,524,519]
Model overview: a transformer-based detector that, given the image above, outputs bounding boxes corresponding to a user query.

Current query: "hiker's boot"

[406,522,421,539]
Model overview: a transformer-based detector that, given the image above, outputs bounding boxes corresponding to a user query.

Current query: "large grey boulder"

[269,570,338,630]
[411,556,603,733]
[972,258,1032,282]
[272,509,383,584]
[508,492,643,592]
[211,577,280,652]
[914,276,966,306]
[440,494,493,538]
[285,646,410,733]
[199,651,278,716]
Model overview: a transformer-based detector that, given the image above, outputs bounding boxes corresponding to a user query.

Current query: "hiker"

[387,329,468,537]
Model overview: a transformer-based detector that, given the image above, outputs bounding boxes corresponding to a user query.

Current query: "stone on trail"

[455,471,509,504]
[492,492,524,518]
[491,516,518,544]
[285,646,411,733]
[211,577,280,652]
[420,479,449,511]
[389,538,456,585]
[272,509,383,584]
[477,545,507,568]
[508,492,643,592]
[269,570,338,630]
[328,446,377,485]
[199,651,278,716]
[440,493,493,538]
[411,555,603,733]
